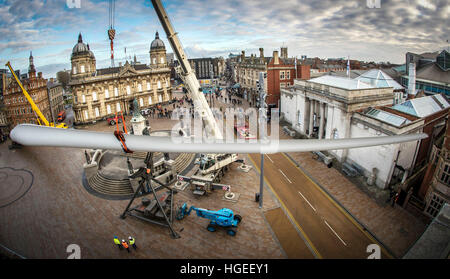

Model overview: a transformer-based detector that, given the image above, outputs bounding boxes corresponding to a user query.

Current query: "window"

[105,89,109,99]
[80,65,85,73]
[280,71,285,80]
[158,94,162,103]
[157,81,161,89]
[147,82,151,90]
[438,162,450,185]
[73,66,77,74]
[160,57,164,64]
[286,71,290,79]
[92,92,97,101]
[126,85,131,95]
[116,103,121,112]
[114,87,118,97]
[107,104,111,114]
[82,95,86,103]
[148,96,152,105]
[425,193,445,217]
[95,107,99,117]
[152,58,156,65]
[138,83,142,92]
[166,80,169,87]
[84,110,88,120]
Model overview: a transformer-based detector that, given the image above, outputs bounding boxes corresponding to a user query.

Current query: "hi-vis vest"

[129,238,135,245]
[114,238,120,245]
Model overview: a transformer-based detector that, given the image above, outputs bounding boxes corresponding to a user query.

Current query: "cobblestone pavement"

[0,140,284,258]
[0,87,428,258]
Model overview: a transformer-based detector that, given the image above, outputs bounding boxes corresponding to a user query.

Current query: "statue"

[132,98,142,118]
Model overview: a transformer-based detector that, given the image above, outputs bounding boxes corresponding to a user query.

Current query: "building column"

[319,102,325,140]
[308,98,314,137]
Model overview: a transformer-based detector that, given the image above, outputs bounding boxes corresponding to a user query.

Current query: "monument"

[130,98,149,135]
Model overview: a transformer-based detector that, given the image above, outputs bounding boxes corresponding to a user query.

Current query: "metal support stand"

[120,152,179,239]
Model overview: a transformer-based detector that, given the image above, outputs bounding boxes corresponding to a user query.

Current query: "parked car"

[106,116,123,125]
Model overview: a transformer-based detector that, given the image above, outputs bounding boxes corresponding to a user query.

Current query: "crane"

[5,62,68,129]
[151,0,241,196]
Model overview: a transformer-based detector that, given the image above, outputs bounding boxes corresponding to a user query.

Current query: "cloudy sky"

[0,0,448,78]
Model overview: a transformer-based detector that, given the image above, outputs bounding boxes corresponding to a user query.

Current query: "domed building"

[149,31,167,68]
[69,32,172,125]
[71,33,96,79]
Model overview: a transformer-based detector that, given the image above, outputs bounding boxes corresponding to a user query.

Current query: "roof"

[355,69,404,90]
[416,61,450,84]
[391,94,450,117]
[308,75,374,90]
[150,32,165,50]
[403,203,450,259]
[365,108,411,127]
[96,64,150,76]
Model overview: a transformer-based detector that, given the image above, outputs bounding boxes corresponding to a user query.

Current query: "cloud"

[0,0,448,76]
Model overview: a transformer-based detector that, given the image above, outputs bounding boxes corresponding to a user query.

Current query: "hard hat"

[122,239,125,242]
[128,236,132,239]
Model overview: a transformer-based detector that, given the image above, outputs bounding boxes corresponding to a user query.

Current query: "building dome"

[72,33,95,58]
[150,31,165,50]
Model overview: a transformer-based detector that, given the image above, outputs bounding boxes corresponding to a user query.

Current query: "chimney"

[408,62,416,95]
[38,72,42,79]
[273,51,279,65]
[280,47,288,59]
[241,50,245,61]
[50,77,54,83]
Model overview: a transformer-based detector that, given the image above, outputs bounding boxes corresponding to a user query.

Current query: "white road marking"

[298,191,317,212]
[324,220,347,246]
[266,154,274,163]
[278,169,292,183]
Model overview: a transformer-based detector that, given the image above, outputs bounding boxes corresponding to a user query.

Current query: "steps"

[86,152,196,199]
[88,172,134,197]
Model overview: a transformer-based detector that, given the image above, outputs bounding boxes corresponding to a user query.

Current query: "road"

[249,153,392,259]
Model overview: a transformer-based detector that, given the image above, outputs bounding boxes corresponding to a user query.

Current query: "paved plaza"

[0,88,427,258]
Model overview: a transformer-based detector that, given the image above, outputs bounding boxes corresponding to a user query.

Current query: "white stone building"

[281,76,426,189]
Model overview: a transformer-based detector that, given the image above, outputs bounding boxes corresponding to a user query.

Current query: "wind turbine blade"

[10,124,427,154]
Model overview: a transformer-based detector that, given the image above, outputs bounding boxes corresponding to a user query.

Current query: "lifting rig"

[5,62,68,129]
[120,152,179,239]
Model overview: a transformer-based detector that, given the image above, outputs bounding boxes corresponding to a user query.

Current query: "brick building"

[3,52,52,128]
[235,47,310,107]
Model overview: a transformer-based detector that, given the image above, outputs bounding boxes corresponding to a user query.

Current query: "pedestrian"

[114,236,122,250]
[122,239,130,253]
[128,236,137,250]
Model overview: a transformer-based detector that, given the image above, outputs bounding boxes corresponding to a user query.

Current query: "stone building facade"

[280,77,425,189]
[70,32,172,124]
[3,52,52,127]
[47,79,65,123]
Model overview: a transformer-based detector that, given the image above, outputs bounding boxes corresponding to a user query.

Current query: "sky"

[0,0,448,78]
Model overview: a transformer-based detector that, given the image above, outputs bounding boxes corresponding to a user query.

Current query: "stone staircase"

[86,152,196,199]
[88,172,134,197]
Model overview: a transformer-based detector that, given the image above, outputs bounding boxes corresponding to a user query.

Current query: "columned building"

[70,32,172,124]
[281,76,426,189]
